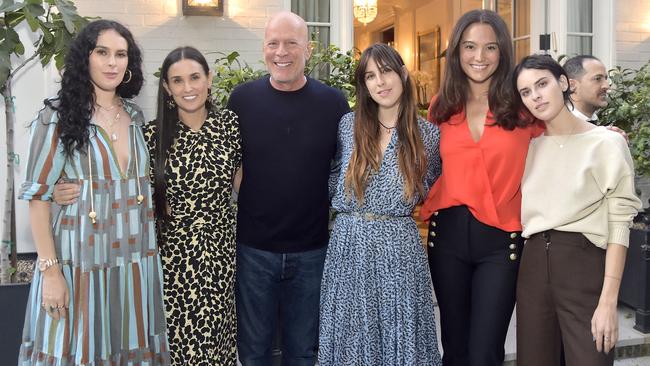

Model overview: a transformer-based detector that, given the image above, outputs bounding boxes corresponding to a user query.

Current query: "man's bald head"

[265,11,309,44]
[263,11,312,91]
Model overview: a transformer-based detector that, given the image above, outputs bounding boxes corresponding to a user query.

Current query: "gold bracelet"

[38,257,59,272]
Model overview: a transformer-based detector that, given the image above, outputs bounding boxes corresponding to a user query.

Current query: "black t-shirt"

[227,75,349,253]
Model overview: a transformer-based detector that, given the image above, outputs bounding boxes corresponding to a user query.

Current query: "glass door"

[531,0,614,65]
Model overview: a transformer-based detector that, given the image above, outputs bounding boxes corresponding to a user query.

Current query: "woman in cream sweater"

[513,54,641,366]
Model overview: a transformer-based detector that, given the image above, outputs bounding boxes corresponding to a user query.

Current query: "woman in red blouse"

[419,9,543,366]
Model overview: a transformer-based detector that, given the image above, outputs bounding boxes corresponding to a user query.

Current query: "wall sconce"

[182,0,224,16]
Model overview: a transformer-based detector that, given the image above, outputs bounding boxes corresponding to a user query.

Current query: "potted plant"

[598,60,650,333]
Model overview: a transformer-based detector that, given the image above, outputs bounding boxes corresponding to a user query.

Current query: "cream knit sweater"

[521,126,642,248]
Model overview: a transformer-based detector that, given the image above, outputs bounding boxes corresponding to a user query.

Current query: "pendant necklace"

[96,101,122,141]
[547,121,579,148]
[378,120,396,134]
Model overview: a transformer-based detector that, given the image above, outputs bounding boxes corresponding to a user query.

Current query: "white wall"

[615,0,650,69]
[75,0,286,118]
[4,0,286,253]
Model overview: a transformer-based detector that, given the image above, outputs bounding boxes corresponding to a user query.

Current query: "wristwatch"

[38,258,59,272]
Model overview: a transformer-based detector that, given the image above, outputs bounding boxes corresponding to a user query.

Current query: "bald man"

[227,12,349,366]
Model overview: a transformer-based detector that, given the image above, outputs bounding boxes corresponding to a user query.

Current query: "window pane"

[292,0,330,23]
[307,26,331,80]
[514,0,530,38]
[497,0,512,34]
[567,0,592,33]
[309,26,330,47]
[567,35,592,55]
[514,38,530,62]
[461,0,483,14]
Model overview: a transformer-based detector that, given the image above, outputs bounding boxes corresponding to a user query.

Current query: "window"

[566,0,593,55]
[495,0,532,61]
[292,0,332,48]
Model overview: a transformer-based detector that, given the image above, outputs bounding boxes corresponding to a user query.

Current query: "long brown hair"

[430,9,526,129]
[344,43,427,203]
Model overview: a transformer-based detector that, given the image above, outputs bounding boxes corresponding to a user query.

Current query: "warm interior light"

[353,0,378,25]
[182,0,223,16]
[188,0,217,5]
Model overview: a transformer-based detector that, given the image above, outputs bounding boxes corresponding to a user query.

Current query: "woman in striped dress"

[18,20,170,365]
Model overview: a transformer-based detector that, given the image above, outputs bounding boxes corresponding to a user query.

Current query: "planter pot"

[0,282,30,365]
[619,210,650,333]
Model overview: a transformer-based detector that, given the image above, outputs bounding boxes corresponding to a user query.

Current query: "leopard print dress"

[144,109,241,366]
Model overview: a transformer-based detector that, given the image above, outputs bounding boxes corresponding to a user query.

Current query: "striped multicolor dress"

[18,100,170,365]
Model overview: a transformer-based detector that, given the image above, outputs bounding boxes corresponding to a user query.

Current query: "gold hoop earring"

[122,69,132,84]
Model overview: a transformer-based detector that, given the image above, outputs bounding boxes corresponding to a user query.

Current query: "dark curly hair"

[153,46,213,223]
[47,19,144,158]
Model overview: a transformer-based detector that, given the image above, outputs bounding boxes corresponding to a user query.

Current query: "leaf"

[1,27,21,53]
[5,11,26,27]
[14,42,24,55]
[23,8,40,31]
[0,0,23,13]
[226,51,240,64]
[54,51,65,70]
[25,2,45,16]
[0,1,20,13]
[53,28,66,53]
[54,0,81,34]
[40,23,54,44]
[0,49,11,88]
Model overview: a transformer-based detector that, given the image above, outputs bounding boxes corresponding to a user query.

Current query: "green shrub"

[598,61,650,177]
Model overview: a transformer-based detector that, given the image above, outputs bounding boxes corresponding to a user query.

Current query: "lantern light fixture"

[182,0,223,16]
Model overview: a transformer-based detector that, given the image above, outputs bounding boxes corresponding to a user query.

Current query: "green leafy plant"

[598,61,650,178]
[209,51,266,109]
[208,43,360,110]
[0,0,90,283]
[305,42,359,106]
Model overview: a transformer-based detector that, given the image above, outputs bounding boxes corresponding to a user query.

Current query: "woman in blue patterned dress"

[318,43,442,365]
[18,20,170,365]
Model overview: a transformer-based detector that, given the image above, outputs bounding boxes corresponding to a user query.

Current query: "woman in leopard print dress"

[144,47,241,365]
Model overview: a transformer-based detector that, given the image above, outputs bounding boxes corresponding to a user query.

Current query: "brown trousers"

[516,230,614,366]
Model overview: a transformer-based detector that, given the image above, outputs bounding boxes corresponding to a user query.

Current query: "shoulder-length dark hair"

[430,9,525,129]
[48,19,144,158]
[153,46,212,223]
[345,43,427,203]
[513,55,572,114]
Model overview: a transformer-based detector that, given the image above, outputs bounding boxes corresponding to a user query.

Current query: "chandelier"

[353,0,378,25]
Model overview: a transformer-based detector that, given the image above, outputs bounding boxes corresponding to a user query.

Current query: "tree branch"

[11,35,44,77]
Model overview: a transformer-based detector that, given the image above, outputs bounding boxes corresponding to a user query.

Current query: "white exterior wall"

[75,0,286,118]
[4,0,286,253]
[615,0,650,70]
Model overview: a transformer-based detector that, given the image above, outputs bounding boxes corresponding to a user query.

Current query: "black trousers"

[427,206,523,366]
